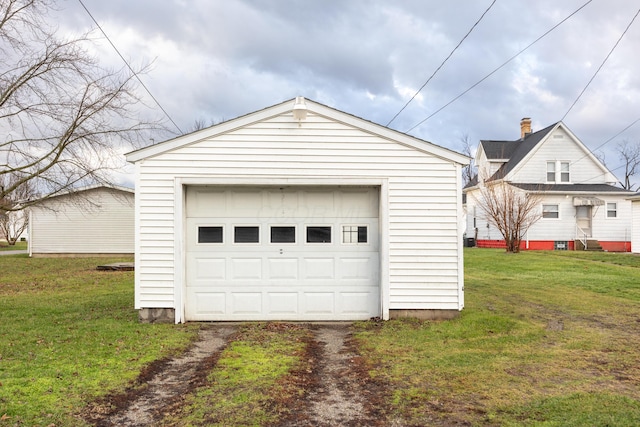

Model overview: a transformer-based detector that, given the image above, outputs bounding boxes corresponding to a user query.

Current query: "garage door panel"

[338,257,376,280]
[302,292,335,314]
[230,258,263,279]
[268,258,299,279]
[266,292,299,314]
[338,290,379,315]
[194,258,226,280]
[185,186,380,321]
[191,292,226,315]
[302,258,335,279]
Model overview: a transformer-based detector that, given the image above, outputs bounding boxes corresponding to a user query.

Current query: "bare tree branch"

[460,133,476,186]
[615,139,640,191]
[477,178,544,253]
[0,0,164,211]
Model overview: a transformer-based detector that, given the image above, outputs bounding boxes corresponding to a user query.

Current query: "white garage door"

[184,186,380,321]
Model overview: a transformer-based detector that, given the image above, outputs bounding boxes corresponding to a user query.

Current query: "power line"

[589,117,640,155]
[562,8,640,121]
[571,116,640,183]
[405,0,595,133]
[386,0,498,127]
[77,0,184,135]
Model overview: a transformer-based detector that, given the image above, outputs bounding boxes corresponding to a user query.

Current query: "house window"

[198,226,223,243]
[560,162,570,182]
[542,204,559,219]
[306,226,331,243]
[546,162,556,182]
[234,226,259,243]
[271,226,296,243]
[607,203,617,218]
[342,226,367,244]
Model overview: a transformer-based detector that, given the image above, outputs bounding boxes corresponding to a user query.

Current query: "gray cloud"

[57,0,640,181]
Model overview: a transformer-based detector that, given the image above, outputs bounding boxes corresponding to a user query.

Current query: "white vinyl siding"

[464,189,633,243]
[511,128,607,184]
[133,111,465,317]
[29,187,134,255]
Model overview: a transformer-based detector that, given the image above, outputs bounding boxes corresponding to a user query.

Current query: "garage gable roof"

[126,97,470,165]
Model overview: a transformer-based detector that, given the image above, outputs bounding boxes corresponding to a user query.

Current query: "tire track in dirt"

[85,325,236,427]
[280,323,387,427]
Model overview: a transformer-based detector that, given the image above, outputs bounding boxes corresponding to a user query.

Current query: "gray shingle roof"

[482,122,558,180]
[480,140,520,159]
[510,183,633,193]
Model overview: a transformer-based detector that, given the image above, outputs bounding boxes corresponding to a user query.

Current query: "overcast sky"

[57,0,640,184]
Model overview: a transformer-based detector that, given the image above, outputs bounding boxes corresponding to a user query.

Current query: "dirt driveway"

[85,323,388,427]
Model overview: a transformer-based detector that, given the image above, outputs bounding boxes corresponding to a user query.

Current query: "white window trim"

[560,161,571,183]
[232,224,261,245]
[196,224,225,245]
[341,224,370,245]
[304,225,333,244]
[542,204,560,219]
[606,202,618,219]
[546,161,556,183]
[268,224,297,244]
[546,161,571,183]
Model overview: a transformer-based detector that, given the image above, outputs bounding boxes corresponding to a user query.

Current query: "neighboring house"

[29,185,134,257]
[464,118,634,252]
[630,193,640,254]
[126,97,470,323]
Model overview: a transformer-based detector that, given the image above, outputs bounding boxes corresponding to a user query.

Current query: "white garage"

[127,97,469,323]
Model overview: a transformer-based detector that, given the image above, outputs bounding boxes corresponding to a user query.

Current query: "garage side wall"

[134,112,464,320]
[30,188,134,256]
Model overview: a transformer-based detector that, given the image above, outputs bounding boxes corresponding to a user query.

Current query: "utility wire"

[570,116,640,184]
[405,0,594,133]
[588,117,640,156]
[562,8,640,121]
[386,0,497,127]
[77,0,184,135]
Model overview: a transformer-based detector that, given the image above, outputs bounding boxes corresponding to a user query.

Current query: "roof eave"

[126,97,471,166]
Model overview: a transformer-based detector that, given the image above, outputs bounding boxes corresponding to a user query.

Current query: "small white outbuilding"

[126,97,469,323]
[29,185,134,257]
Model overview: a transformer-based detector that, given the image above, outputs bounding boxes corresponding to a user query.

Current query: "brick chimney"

[520,117,532,139]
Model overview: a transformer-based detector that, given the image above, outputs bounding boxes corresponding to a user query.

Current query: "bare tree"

[460,133,476,186]
[615,139,640,191]
[0,208,27,245]
[0,0,161,211]
[0,173,33,244]
[477,180,543,253]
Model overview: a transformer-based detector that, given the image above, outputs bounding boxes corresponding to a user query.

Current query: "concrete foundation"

[389,309,461,321]
[138,308,175,324]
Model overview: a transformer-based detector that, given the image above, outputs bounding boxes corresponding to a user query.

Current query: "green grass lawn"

[0,240,27,251]
[1,250,639,426]
[355,249,640,426]
[0,255,199,426]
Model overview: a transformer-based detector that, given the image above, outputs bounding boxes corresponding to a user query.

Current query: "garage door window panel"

[234,226,260,243]
[306,226,332,243]
[198,226,223,244]
[271,226,296,243]
[342,225,368,244]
